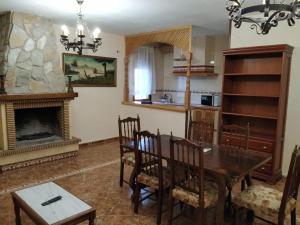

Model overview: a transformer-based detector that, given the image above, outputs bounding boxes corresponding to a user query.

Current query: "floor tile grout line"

[0,159,120,196]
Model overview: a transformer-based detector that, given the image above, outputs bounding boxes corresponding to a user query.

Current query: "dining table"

[127,134,272,225]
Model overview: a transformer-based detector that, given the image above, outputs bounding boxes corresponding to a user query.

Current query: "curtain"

[128,47,156,99]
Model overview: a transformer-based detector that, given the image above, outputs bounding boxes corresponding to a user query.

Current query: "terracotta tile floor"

[0,140,299,225]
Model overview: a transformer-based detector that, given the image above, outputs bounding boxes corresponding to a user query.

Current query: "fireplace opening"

[14,107,63,146]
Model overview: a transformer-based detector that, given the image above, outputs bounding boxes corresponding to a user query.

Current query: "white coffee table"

[11,182,96,225]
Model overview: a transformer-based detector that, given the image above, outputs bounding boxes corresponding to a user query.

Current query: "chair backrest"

[185,109,215,139]
[188,120,214,144]
[279,145,300,223]
[169,136,204,209]
[220,123,250,150]
[133,130,163,187]
[118,115,141,147]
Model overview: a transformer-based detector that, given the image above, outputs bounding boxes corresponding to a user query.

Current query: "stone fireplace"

[0,12,80,171]
[0,93,80,171]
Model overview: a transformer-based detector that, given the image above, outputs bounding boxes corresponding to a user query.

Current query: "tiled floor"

[0,140,299,225]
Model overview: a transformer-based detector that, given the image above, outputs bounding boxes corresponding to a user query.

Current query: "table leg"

[88,211,96,225]
[129,167,136,190]
[129,167,137,202]
[245,173,252,187]
[214,174,226,225]
[13,198,21,225]
[241,179,246,191]
[225,186,234,217]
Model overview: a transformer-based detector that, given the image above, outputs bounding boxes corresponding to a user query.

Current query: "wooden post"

[124,56,129,102]
[184,52,192,110]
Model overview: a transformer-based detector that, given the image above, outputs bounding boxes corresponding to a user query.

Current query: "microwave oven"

[201,95,221,107]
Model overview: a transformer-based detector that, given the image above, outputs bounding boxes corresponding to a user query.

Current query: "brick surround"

[0,93,80,171]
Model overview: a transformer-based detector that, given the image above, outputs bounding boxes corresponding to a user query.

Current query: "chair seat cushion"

[137,167,171,189]
[122,152,156,167]
[171,178,219,208]
[233,185,297,223]
[122,152,135,167]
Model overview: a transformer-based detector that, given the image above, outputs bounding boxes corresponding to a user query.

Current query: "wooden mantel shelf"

[0,92,78,102]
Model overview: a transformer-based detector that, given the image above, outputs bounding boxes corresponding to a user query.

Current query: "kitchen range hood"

[173,31,217,77]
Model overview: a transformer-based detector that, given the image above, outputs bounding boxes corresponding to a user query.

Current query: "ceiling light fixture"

[60,0,102,55]
[226,0,300,34]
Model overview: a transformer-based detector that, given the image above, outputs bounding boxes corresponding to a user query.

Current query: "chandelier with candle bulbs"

[226,0,300,34]
[60,0,102,55]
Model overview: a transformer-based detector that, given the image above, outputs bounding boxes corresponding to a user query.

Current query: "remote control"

[41,196,62,206]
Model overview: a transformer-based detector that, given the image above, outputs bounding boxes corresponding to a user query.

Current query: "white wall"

[121,105,186,137]
[54,27,226,145]
[56,26,186,143]
[230,22,300,175]
[56,27,125,143]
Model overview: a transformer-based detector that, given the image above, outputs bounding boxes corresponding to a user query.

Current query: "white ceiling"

[0,0,229,35]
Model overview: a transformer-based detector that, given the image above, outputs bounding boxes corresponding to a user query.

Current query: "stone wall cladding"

[1,12,65,94]
[0,12,12,77]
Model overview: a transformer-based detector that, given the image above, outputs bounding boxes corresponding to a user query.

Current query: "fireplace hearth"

[0,93,80,172]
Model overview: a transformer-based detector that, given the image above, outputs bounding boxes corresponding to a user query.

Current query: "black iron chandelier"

[60,0,102,55]
[226,0,300,34]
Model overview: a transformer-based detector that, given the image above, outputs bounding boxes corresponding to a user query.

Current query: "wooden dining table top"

[127,134,272,180]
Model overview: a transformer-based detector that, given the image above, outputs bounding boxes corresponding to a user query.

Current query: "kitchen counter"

[190,104,221,111]
[122,101,220,112]
[122,101,187,112]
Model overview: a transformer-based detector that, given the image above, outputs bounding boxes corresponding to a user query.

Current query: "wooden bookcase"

[220,45,293,183]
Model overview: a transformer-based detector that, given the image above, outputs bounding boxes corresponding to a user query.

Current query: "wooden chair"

[185,109,215,140]
[133,130,169,225]
[168,137,219,225]
[118,115,141,187]
[220,123,250,151]
[188,120,214,144]
[220,123,251,213]
[233,145,300,225]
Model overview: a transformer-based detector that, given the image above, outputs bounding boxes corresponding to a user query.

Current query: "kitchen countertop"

[151,101,220,111]
[122,101,220,112]
[190,104,221,111]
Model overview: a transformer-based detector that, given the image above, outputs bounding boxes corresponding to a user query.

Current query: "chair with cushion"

[188,120,214,144]
[168,137,220,225]
[220,123,250,151]
[118,115,141,187]
[233,145,300,225]
[220,123,251,212]
[133,129,169,225]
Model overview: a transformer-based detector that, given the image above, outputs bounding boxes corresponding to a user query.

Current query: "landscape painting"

[63,53,117,87]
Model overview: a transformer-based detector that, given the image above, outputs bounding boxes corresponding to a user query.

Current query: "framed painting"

[62,53,117,87]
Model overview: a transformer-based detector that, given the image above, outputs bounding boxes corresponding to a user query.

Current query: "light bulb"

[77,24,84,35]
[61,25,69,36]
[93,28,101,39]
[233,0,240,6]
[262,0,266,4]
